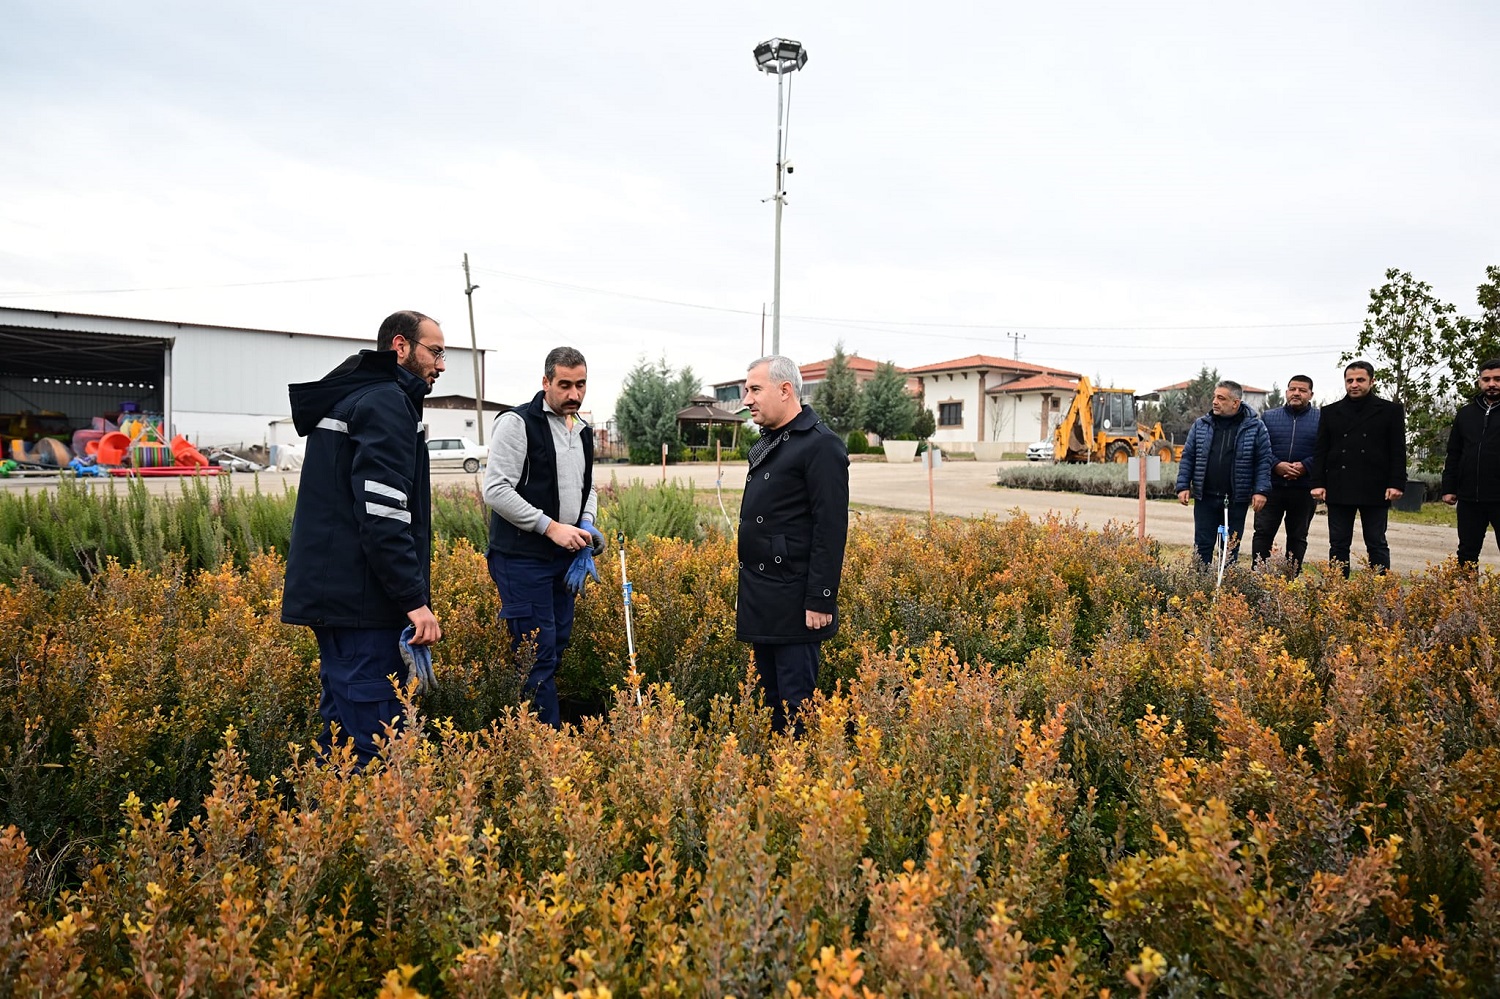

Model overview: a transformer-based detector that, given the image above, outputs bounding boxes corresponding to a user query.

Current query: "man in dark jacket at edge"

[282,310,444,768]
[1441,358,1500,565]
[482,347,599,729]
[1251,374,1320,573]
[1309,360,1407,575]
[736,355,849,735]
[1175,380,1272,567]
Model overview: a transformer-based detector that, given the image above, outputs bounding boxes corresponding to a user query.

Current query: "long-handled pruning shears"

[617,530,642,706]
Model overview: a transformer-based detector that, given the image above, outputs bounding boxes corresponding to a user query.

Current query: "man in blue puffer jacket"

[1175,380,1273,567]
[1251,375,1320,572]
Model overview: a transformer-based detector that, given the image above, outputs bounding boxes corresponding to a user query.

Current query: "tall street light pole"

[461,253,485,444]
[753,37,807,358]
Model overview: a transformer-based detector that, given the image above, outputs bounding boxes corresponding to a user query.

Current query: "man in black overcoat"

[1440,358,1500,564]
[1309,360,1407,575]
[736,355,850,734]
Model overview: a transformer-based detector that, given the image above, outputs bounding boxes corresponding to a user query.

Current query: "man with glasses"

[283,310,445,768]
[483,347,598,728]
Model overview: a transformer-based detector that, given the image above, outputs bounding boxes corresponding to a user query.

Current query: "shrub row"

[1,507,1499,993]
[996,462,1183,498]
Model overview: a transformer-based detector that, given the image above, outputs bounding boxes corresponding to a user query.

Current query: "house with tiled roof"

[710,354,917,407]
[905,354,1084,457]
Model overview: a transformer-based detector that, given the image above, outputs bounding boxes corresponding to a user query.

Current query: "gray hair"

[1216,379,1243,400]
[749,355,802,396]
[545,346,587,379]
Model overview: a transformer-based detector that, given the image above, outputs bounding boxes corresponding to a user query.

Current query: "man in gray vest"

[483,347,599,728]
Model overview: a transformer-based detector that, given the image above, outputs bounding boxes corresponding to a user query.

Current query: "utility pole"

[1007,331,1026,360]
[462,253,485,445]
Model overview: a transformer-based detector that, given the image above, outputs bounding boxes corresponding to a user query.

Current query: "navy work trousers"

[1192,494,1249,567]
[312,626,407,769]
[488,549,576,728]
[1325,502,1390,575]
[753,641,820,735]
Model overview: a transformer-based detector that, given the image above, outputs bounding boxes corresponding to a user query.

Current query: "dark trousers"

[312,626,406,769]
[753,642,820,735]
[1456,500,1500,564]
[1325,502,1390,575]
[1192,495,1249,567]
[488,549,576,728]
[1251,489,1318,571]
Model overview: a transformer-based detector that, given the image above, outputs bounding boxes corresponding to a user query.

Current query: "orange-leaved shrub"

[0,513,1498,995]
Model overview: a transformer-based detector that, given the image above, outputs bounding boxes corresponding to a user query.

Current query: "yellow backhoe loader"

[1052,376,1182,464]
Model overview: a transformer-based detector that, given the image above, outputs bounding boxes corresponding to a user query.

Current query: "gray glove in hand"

[398,624,437,695]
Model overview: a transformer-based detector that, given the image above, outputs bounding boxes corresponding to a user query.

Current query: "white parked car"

[1026,440,1054,462]
[427,436,487,473]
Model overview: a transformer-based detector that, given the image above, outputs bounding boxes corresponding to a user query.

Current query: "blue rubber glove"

[565,547,601,595]
[398,624,437,695]
[582,521,606,556]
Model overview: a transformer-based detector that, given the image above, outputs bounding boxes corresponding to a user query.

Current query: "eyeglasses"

[404,337,446,361]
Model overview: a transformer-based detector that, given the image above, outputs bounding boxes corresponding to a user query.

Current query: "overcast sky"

[3,0,1496,418]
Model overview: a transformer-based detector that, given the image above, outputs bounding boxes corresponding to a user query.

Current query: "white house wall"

[921,371,988,446]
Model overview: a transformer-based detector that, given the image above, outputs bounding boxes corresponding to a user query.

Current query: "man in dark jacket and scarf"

[283,310,444,767]
[1175,380,1272,567]
[1441,358,1500,564]
[736,355,849,734]
[1309,361,1407,575]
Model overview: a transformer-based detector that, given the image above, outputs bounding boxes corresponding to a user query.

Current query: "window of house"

[938,401,963,427]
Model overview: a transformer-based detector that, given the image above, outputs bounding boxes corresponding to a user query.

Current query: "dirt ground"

[9,459,1489,574]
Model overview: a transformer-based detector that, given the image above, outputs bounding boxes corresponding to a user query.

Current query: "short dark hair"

[1480,358,1500,375]
[1344,360,1375,379]
[377,311,435,351]
[1288,374,1314,390]
[545,347,587,379]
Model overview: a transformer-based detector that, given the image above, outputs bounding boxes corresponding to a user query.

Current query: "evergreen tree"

[1341,268,1461,471]
[614,358,699,463]
[1265,383,1284,410]
[812,342,863,434]
[860,362,917,440]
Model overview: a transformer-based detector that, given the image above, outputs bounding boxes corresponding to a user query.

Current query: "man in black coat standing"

[1440,358,1500,565]
[1309,361,1407,575]
[736,355,849,734]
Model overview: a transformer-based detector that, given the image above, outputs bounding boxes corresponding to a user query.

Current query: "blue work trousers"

[488,549,576,728]
[1192,494,1249,567]
[312,626,407,769]
[753,641,821,736]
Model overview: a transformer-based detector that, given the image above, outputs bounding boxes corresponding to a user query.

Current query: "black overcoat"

[736,405,850,644]
[1440,397,1500,501]
[1308,394,1407,505]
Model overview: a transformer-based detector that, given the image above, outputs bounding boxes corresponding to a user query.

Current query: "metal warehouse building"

[0,307,489,448]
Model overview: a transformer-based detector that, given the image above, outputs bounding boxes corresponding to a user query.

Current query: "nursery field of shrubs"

[1,480,1499,995]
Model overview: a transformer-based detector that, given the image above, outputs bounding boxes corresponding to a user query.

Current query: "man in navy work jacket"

[1309,361,1407,575]
[1251,374,1320,573]
[282,310,444,767]
[1175,379,1272,567]
[736,355,849,735]
[1441,357,1500,564]
[483,347,598,728]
